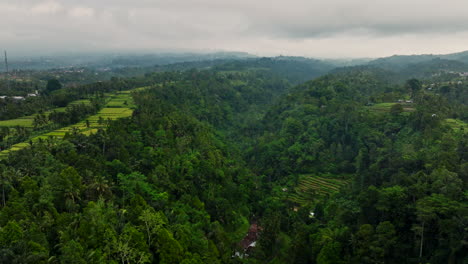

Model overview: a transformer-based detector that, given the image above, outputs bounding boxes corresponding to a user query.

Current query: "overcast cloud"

[1,0,468,58]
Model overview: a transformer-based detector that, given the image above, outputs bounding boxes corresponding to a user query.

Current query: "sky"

[1,0,468,58]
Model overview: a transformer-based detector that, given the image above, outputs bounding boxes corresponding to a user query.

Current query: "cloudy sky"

[1,0,468,58]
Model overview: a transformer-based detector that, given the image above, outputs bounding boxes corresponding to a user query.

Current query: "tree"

[33,112,48,129]
[46,79,62,93]
[87,174,112,200]
[406,79,421,98]
[374,221,397,263]
[414,194,460,261]
[60,240,87,264]
[118,172,168,204]
[430,167,463,200]
[49,167,82,211]
[317,241,342,264]
[114,225,151,264]
[390,103,403,116]
[156,228,184,264]
[138,208,167,247]
[354,224,375,263]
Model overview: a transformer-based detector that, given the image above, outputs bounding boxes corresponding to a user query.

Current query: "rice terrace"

[287,174,350,206]
[0,88,144,158]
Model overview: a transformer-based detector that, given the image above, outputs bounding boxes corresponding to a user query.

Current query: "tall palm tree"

[88,174,112,200]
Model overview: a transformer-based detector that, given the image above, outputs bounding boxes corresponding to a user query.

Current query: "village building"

[233,222,262,259]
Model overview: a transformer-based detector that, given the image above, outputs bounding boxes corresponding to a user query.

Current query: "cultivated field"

[287,174,349,205]
[0,107,68,128]
[368,102,415,113]
[445,118,468,132]
[0,89,141,158]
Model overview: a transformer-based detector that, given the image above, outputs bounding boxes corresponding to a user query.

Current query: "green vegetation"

[287,175,349,205]
[0,117,36,128]
[0,107,69,128]
[0,58,467,264]
[445,118,468,131]
[368,102,415,113]
[0,90,137,158]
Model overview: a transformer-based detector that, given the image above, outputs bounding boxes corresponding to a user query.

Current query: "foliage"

[0,62,466,264]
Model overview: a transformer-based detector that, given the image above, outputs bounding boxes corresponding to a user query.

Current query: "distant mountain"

[329,65,401,84]
[368,50,468,70]
[323,58,372,67]
[441,50,468,64]
[400,58,468,79]
[107,52,255,68]
[4,52,256,70]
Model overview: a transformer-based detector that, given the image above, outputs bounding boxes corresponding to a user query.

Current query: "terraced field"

[0,100,94,129]
[0,89,141,158]
[0,117,37,128]
[287,174,349,205]
[0,107,68,128]
[368,102,415,113]
[445,118,468,132]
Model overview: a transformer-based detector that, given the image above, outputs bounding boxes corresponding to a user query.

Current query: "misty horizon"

[2,0,468,58]
[2,49,468,61]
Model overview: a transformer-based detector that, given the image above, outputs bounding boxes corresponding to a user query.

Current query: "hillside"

[0,60,466,264]
[214,57,336,84]
[369,50,468,70]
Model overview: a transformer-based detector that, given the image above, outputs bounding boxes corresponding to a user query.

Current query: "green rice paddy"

[287,174,349,206]
[0,106,69,128]
[0,88,143,158]
[445,118,467,132]
[368,102,415,113]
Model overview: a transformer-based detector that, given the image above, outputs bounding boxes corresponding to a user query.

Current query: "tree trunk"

[419,221,425,259]
[2,184,5,207]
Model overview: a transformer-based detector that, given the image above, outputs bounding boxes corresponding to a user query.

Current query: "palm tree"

[0,167,22,207]
[88,174,112,199]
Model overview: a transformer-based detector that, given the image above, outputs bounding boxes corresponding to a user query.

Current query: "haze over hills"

[369,50,468,69]
[4,49,468,75]
[1,51,255,70]
[1,0,468,262]
[0,47,466,263]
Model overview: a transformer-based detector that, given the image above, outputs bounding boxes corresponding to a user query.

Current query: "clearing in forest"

[368,102,415,113]
[287,174,349,206]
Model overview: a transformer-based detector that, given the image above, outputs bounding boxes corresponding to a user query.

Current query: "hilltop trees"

[45,79,62,93]
[406,78,422,98]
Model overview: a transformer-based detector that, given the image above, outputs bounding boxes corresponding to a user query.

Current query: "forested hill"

[357,50,468,82]
[245,69,468,263]
[0,69,290,263]
[0,63,466,264]
[214,57,336,85]
[399,58,468,79]
[368,50,468,70]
